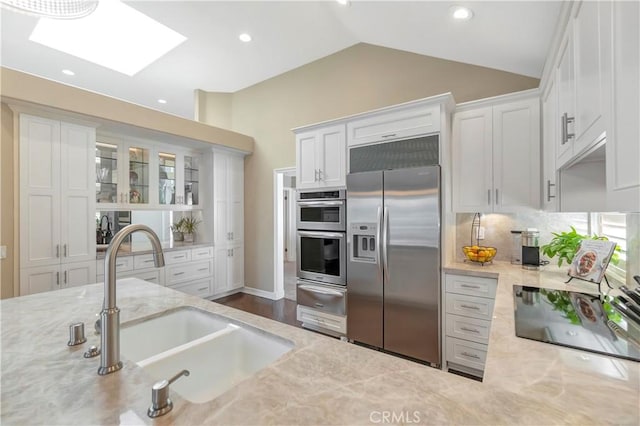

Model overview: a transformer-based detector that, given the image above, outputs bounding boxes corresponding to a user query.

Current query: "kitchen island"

[1,265,638,425]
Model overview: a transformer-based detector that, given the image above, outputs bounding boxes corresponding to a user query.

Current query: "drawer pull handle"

[116,263,124,267]
[460,304,480,310]
[381,133,396,138]
[174,255,185,259]
[461,351,480,360]
[461,327,480,334]
[143,259,154,263]
[144,278,155,282]
[173,272,185,276]
[198,287,208,291]
[197,268,208,272]
[460,284,480,289]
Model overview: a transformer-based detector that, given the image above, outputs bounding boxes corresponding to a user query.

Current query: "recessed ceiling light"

[238,33,252,43]
[336,0,350,5]
[29,0,187,76]
[157,99,167,104]
[62,69,75,76]
[451,6,473,21]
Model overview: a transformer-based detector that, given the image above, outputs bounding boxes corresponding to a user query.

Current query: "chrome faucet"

[98,224,165,376]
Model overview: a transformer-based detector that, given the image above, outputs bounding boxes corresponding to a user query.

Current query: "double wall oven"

[296,190,347,337]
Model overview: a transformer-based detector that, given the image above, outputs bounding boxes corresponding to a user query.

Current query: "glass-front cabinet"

[95,133,202,210]
[95,141,119,205]
[159,152,176,205]
[184,155,199,206]
[128,146,150,205]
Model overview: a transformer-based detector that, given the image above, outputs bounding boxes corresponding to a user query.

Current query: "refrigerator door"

[383,166,440,364]
[346,171,383,348]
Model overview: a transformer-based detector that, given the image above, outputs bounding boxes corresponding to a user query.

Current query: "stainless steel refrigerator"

[346,166,440,365]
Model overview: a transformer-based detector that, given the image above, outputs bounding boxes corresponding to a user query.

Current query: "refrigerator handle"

[376,206,383,278]
[382,205,389,281]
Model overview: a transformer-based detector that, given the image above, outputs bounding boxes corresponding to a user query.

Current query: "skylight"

[29,0,187,76]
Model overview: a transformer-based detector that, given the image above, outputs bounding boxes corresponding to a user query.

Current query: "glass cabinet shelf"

[159,152,176,205]
[184,155,199,206]
[96,142,118,204]
[129,147,150,204]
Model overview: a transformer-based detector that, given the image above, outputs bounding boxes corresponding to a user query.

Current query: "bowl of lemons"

[462,245,497,264]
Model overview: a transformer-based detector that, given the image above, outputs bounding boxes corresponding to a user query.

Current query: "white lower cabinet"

[95,246,215,298]
[214,245,244,294]
[20,260,97,295]
[444,273,497,379]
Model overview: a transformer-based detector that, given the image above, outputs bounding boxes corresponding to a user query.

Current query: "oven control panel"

[350,223,377,263]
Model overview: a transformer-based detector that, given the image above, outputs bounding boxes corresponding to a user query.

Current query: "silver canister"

[521,230,540,247]
[521,229,541,270]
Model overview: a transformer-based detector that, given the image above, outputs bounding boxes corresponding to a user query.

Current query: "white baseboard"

[242,286,282,300]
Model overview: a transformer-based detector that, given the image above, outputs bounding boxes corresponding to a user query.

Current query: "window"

[591,213,627,284]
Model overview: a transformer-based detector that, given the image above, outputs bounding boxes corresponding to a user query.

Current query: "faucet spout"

[98,224,165,376]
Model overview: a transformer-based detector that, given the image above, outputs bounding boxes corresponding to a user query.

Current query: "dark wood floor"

[213,293,302,328]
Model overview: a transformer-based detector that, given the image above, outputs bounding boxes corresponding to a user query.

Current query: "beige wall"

[1,103,15,298]
[199,43,539,292]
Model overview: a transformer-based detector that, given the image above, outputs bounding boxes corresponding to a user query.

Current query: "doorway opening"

[273,167,296,301]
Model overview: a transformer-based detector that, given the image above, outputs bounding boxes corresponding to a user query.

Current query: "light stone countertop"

[1,266,639,425]
[445,261,640,425]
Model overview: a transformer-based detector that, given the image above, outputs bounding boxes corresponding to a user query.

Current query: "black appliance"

[513,285,640,362]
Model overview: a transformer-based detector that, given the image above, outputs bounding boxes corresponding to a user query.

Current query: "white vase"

[184,233,194,243]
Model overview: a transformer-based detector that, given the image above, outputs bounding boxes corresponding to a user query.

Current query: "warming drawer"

[297,280,346,316]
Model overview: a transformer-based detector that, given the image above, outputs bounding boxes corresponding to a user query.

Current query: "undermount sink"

[121,306,294,403]
[121,306,229,362]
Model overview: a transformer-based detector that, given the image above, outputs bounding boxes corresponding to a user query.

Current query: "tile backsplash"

[455,211,639,282]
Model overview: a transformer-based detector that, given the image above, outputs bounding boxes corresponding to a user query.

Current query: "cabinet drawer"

[296,305,346,334]
[134,253,160,270]
[445,314,492,344]
[191,246,213,260]
[445,274,497,299]
[347,104,440,147]
[165,260,212,285]
[446,337,488,371]
[169,278,212,298]
[164,250,191,265]
[125,269,162,285]
[445,293,495,321]
[96,256,133,274]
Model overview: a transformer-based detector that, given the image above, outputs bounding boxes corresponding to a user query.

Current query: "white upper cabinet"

[541,74,559,211]
[573,0,605,152]
[214,152,244,247]
[555,0,608,169]
[346,103,440,147]
[452,93,540,213]
[20,115,96,269]
[295,124,346,190]
[605,0,640,211]
[543,0,640,211]
[451,108,493,212]
[556,27,576,168]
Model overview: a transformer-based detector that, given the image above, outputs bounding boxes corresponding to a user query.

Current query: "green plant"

[181,217,200,234]
[170,218,185,233]
[540,226,620,267]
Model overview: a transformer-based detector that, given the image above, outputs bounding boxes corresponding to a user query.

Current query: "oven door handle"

[297,231,344,239]
[297,201,344,207]
[298,284,345,297]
